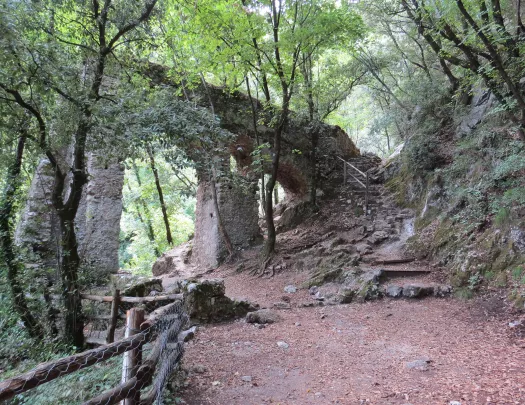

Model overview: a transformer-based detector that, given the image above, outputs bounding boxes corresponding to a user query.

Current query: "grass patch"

[454,287,474,300]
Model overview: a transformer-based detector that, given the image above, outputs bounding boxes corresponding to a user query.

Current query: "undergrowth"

[390,95,525,296]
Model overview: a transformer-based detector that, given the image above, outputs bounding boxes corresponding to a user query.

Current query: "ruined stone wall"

[192,181,221,269]
[16,153,124,279]
[193,176,260,269]
[188,84,360,269]
[76,155,125,277]
[15,158,59,270]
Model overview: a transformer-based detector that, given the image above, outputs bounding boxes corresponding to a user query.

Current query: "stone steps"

[382,283,452,299]
[381,269,432,278]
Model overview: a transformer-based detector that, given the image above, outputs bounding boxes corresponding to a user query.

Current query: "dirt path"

[178,271,525,405]
[162,170,525,404]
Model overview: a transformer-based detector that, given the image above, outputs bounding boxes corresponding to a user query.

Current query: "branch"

[0,82,65,209]
[42,29,97,53]
[0,83,47,146]
[93,0,100,19]
[106,0,158,53]
[456,0,525,108]
[47,84,82,107]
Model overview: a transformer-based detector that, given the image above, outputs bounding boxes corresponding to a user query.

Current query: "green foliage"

[454,287,474,300]
[405,134,442,172]
[468,272,482,290]
[0,280,70,371]
[12,356,122,404]
[511,266,524,282]
[120,158,196,274]
[493,207,512,227]
[435,116,525,227]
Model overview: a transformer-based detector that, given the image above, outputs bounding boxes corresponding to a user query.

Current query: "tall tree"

[0,0,159,347]
[164,0,364,262]
[147,145,174,246]
[401,0,525,142]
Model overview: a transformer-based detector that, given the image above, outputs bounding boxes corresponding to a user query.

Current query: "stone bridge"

[17,72,360,275]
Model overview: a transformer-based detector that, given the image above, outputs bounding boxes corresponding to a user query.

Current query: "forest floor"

[178,267,525,405]
[165,181,525,404]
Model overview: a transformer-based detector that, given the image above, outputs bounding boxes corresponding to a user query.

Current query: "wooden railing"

[338,156,370,214]
[80,291,184,345]
[0,297,190,405]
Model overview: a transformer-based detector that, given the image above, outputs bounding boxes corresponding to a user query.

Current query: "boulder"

[246,309,281,324]
[433,285,453,297]
[284,285,297,293]
[402,284,434,298]
[316,269,384,304]
[367,231,389,245]
[343,268,384,302]
[122,278,163,297]
[384,285,403,298]
[152,241,193,276]
[273,302,292,310]
[184,279,258,323]
[275,200,313,233]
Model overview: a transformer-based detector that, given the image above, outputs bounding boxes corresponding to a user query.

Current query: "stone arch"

[229,134,308,200]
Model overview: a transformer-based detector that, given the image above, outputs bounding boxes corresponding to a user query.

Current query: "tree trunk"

[262,104,285,259]
[146,146,173,245]
[262,0,298,260]
[309,131,319,208]
[0,133,42,339]
[518,0,525,35]
[58,215,84,348]
[301,52,316,121]
[130,163,159,256]
[245,76,267,213]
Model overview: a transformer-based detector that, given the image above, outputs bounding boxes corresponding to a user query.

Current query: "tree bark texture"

[147,146,173,246]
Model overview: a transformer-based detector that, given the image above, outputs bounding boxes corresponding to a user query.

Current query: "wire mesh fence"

[0,297,189,405]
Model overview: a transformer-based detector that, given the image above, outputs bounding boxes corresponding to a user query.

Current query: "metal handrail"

[346,171,366,188]
[336,156,367,178]
[338,156,370,215]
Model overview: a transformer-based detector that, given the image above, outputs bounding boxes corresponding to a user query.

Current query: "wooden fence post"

[106,289,120,344]
[121,308,144,405]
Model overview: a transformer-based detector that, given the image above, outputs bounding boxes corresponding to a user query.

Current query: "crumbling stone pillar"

[16,153,124,279]
[192,175,261,269]
[15,158,59,270]
[76,154,125,277]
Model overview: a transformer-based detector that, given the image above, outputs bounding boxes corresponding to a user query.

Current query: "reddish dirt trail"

[179,271,525,405]
[169,167,525,404]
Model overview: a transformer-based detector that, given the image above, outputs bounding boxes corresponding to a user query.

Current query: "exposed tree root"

[257,255,273,277]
